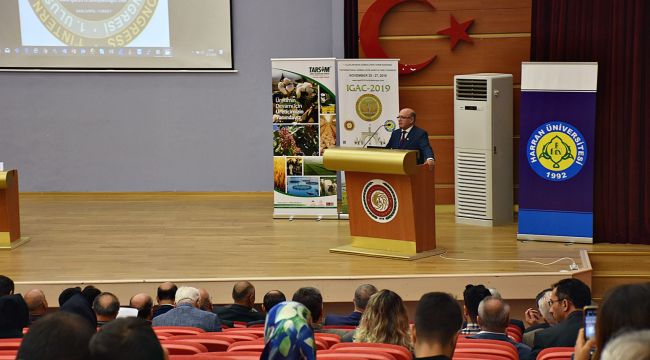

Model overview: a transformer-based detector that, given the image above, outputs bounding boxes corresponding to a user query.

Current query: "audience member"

[152,286,221,332]
[263,290,286,313]
[58,286,82,307]
[522,288,554,347]
[153,282,177,318]
[89,317,168,360]
[261,301,315,360]
[93,292,120,327]
[0,275,14,296]
[198,288,213,312]
[16,312,95,360]
[82,285,102,305]
[324,283,377,327]
[23,288,48,323]
[292,287,324,329]
[216,281,265,325]
[461,284,491,334]
[0,294,30,338]
[469,296,532,360]
[353,289,412,350]
[130,293,154,321]
[412,292,463,360]
[60,293,97,328]
[531,278,591,358]
[600,329,650,360]
[574,282,650,360]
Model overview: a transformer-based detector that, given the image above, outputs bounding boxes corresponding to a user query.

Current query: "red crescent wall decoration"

[359,0,437,75]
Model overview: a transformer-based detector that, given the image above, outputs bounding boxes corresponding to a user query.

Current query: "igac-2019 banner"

[518,62,598,243]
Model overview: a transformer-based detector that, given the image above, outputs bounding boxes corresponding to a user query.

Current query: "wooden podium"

[0,170,29,249]
[324,147,442,260]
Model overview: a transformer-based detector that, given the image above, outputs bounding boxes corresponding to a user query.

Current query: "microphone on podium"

[362,120,391,148]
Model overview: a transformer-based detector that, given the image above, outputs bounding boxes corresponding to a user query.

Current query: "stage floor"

[2,193,646,304]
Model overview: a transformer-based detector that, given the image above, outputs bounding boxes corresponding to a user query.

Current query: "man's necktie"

[399,130,407,147]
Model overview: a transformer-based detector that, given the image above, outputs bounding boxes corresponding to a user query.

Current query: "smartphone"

[583,305,598,340]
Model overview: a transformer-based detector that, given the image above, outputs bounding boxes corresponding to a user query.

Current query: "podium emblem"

[527,121,587,182]
[362,179,398,223]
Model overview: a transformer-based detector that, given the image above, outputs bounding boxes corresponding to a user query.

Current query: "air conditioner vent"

[456,78,487,101]
[456,151,487,218]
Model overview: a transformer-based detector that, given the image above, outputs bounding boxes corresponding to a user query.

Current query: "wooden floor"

[2,193,648,304]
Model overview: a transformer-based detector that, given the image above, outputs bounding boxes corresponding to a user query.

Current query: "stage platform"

[1,193,646,306]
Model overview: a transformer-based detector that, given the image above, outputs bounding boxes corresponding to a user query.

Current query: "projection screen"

[0,0,233,70]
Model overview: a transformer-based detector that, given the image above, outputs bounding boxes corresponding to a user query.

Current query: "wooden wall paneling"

[430,138,454,184]
[399,88,454,135]
[359,0,532,12]
[435,187,454,204]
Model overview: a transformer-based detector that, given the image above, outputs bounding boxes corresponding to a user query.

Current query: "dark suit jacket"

[323,311,362,326]
[531,311,583,359]
[386,126,434,165]
[469,332,532,360]
[153,304,174,319]
[215,304,265,324]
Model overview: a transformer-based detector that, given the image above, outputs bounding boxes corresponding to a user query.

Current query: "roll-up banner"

[336,59,400,215]
[272,58,338,219]
[518,62,597,243]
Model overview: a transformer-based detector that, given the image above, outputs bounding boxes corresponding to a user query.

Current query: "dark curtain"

[531,0,650,244]
[344,0,359,58]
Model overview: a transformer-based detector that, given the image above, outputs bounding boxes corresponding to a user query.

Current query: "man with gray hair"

[468,296,532,360]
[152,286,221,332]
[600,330,650,360]
[523,288,556,347]
[324,284,377,326]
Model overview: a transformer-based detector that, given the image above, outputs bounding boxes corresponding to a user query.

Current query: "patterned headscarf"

[261,301,316,360]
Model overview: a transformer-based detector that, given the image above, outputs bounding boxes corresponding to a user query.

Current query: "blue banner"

[518,63,597,242]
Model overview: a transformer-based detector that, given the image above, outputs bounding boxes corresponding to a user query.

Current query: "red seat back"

[153,326,206,336]
[330,343,409,360]
[160,341,208,355]
[537,347,575,360]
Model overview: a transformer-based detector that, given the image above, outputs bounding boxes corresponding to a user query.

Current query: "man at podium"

[386,108,435,168]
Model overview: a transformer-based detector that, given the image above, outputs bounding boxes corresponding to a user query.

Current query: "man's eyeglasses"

[397,115,412,119]
[548,298,566,306]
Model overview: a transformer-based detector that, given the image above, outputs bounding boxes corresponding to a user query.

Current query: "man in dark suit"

[386,108,435,167]
[324,284,377,327]
[530,278,591,359]
[469,296,532,360]
[153,282,177,319]
[215,281,265,325]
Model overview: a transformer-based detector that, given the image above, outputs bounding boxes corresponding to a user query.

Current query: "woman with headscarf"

[353,289,413,350]
[261,301,316,360]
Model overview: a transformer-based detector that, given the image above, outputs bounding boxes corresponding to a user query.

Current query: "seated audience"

[198,288,213,312]
[130,293,154,321]
[469,296,532,360]
[16,312,95,360]
[58,286,82,307]
[93,292,120,327]
[574,282,650,360]
[353,289,412,350]
[324,283,377,326]
[412,292,463,360]
[215,281,265,325]
[152,286,221,332]
[0,275,14,296]
[461,284,491,334]
[60,293,97,328]
[487,287,525,332]
[523,288,555,347]
[24,288,48,323]
[82,285,102,306]
[261,301,315,360]
[292,287,324,330]
[0,294,30,338]
[263,290,286,313]
[600,329,650,360]
[531,278,591,358]
[89,317,168,360]
[153,282,177,318]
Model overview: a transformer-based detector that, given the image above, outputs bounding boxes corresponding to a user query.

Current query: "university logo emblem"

[362,179,398,223]
[355,94,382,121]
[527,121,587,182]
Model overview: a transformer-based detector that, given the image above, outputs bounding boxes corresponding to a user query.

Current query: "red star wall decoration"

[437,15,474,50]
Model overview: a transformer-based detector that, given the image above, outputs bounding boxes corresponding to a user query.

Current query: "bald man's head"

[477,296,510,333]
[232,281,255,307]
[198,288,213,312]
[156,282,177,305]
[129,293,153,321]
[24,289,48,316]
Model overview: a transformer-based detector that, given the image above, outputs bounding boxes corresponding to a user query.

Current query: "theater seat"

[0,339,21,351]
[193,350,262,359]
[320,349,396,360]
[315,332,341,348]
[171,338,232,352]
[506,324,523,342]
[153,326,206,336]
[537,347,575,360]
[222,328,264,337]
[330,342,410,360]
[160,341,208,355]
[226,340,265,352]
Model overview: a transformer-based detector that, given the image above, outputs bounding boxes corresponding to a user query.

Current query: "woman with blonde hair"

[353,289,412,350]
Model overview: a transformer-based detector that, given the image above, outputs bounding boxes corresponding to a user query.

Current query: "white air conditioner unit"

[454,73,513,226]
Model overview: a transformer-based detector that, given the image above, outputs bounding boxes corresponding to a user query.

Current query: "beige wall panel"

[359,8,532,35]
[360,37,530,86]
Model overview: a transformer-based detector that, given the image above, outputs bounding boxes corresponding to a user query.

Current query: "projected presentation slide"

[0,0,233,70]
